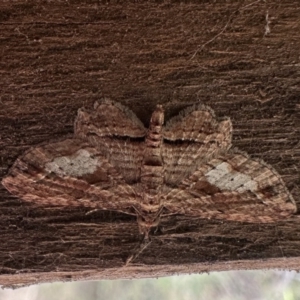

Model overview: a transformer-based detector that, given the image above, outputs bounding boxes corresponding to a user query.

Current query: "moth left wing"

[2,139,138,214]
[75,100,146,184]
[163,151,296,223]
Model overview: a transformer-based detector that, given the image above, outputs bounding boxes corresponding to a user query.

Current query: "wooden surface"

[0,0,299,287]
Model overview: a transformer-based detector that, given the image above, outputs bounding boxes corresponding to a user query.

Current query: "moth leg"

[124,237,151,266]
[85,209,100,216]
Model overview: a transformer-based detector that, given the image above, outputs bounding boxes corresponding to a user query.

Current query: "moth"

[2,100,297,240]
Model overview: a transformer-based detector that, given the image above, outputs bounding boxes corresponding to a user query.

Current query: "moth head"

[150,105,164,126]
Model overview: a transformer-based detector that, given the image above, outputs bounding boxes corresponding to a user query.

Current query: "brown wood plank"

[0,0,299,287]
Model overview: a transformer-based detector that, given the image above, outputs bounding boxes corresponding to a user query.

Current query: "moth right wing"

[75,100,146,184]
[162,104,232,187]
[163,151,296,223]
[2,139,138,215]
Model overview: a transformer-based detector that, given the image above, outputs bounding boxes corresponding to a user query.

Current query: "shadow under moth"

[2,100,297,252]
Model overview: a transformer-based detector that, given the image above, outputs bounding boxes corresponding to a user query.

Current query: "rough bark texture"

[0,0,299,287]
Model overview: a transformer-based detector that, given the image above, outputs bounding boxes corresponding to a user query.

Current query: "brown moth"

[2,100,297,240]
